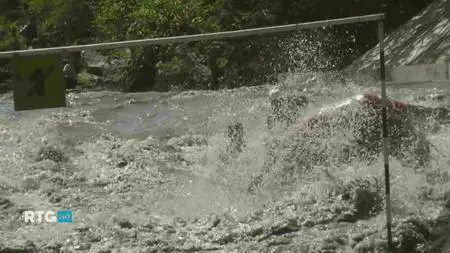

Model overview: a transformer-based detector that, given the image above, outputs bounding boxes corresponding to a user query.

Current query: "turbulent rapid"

[0,76,449,252]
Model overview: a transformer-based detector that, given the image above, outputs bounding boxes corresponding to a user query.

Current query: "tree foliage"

[0,0,436,92]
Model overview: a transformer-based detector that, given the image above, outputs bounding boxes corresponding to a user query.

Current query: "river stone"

[31,159,59,172]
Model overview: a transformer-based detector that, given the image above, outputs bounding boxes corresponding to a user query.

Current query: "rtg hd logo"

[23,210,73,223]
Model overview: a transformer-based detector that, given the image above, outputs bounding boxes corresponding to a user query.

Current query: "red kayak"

[302,93,449,130]
[304,93,409,130]
[268,93,432,173]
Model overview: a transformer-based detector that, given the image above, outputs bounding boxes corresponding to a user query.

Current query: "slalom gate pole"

[0,14,385,58]
[378,19,394,251]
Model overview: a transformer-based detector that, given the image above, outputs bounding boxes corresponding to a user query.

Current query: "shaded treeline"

[0,0,435,92]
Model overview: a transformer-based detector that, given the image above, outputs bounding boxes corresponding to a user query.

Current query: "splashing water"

[0,33,448,227]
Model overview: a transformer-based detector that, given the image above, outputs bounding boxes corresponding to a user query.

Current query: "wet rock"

[332,234,350,246]
[0,241,38,253]
[173,217,187,227]
[301,220,315,228]
[427,201,450,253]
[248,226,265,238]
[88,247,111,253]
[139,137,160,151]
[213,230,241,245]
[226,122,245,155]
[158,245,176,253]
[77,72,103,88]
[74,224,91,233]
[81,50,107,77]
[139,236,161,247]
[208,214,220,229]
[92,177,110,187]
[24,241,38,253]
[166,134,208,149]
[73,243,91,251]
[351,229,378,243]
[22,176,39,191]
[104,57,128,89]
[0,247,21,253]
[48,175,66,187]
[270,219,301,236]
[88,242,114,253]
[332,177,384,222]
[354,238,387,253]
[445,190,450,207]
[418,185,435,201]
[86,235,101,244]
[425,170,449,185]
[353,187,381,219]
[318,237,339,252]
[246,210,264,223]
[0,79,11,94]
[117,219,133,229]
[393,218,431,253]
[115,154,135,168]
[140,248,157,253]
[333,211,358,223]
[177,243,203,252]
[0,197,13,210]
[266,237,292,247]
[42,242,63,253]
[36,146,67,164]
[34,171,52,182]
[59,246,74,253]
[162,224,176,234]
[427,239,450,253]
[31,159,59,172]
[191,214,224,233]
[116,160,127,168]
[47,193,62,204]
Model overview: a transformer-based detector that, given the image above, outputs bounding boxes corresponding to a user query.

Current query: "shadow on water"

[90,101,178,139]
[0,101,68,124]
[0,102,18,122]
[117,107,174,136]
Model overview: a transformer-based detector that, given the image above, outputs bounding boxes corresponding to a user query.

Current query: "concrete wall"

[390,63,450,82]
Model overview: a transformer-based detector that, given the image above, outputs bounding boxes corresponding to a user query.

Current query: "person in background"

[19,17,38,49]
[63,60,78,89]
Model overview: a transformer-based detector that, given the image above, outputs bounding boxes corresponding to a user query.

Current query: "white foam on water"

[317,94,364,115]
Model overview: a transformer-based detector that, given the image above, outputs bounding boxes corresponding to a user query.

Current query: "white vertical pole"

[378,19,393,252]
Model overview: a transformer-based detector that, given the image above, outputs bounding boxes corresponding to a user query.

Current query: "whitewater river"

[0,81,449,247]
[1,81,449,209]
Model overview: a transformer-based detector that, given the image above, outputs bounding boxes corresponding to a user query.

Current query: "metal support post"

[378,19,393,252]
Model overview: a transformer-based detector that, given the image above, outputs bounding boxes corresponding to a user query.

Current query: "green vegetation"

[0,0,435,92]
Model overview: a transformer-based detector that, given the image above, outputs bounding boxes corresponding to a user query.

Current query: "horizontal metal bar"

[0,13,384,58]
